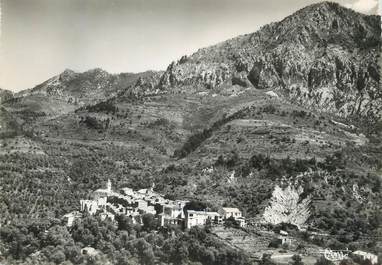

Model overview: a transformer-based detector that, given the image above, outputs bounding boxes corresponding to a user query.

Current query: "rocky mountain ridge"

[2,69,164,120]
[5,2,380,128]
[14,68,158,106]
[158,1,381,124]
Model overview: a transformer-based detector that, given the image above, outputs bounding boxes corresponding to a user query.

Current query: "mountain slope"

[159,2,381,127]
[2,69,163,125]
[14,68,161,106]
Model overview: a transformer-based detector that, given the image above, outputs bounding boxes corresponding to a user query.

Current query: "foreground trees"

[0,216,251,265]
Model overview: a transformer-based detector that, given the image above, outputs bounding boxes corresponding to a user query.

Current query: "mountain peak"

[85,68,109,75]
[59,69,78,83]
[158,1,380,123]
[62,68,76,74]
[286,0,375,26]
[306,1,341,10]
[296,1,351,15]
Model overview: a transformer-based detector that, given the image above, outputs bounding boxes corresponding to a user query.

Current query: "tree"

[142,247,155,265]
[260,253,276,265]
[224,216,240,229]
[64,244,83,264]
[45,225,73,246]
[315,256,335,265]
[339,259,355,265]
[142,214,157,231]
[174,244,189,265]
[135,239,155,265]
[50,247,66,264]
[263,185,311,227]
[183,200,208,216]
[71,216,99,246]
[115,249,136,265]
[268,238,281,248]
[115,214,134,234]
[292,254,304,265]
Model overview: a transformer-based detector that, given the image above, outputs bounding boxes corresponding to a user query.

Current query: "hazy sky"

[0,0,379,92]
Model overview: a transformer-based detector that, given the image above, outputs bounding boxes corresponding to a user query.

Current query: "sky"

[0,0,379,92]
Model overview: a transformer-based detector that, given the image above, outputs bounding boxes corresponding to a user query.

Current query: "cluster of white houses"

[62,180,379,265]
[63,180,246,229]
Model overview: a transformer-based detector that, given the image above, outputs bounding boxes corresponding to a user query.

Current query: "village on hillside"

[63,179,246,230]
[62,180,379,265]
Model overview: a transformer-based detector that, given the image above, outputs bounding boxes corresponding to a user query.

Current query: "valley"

[0,1,381,265]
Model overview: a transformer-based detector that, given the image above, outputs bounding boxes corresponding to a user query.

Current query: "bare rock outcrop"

[263,185,311,227]
[159,60,231,90]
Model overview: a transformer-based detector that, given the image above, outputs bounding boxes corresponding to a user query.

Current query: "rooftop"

[187,210,220,216]
[353,250,377,257]
[222,207,241,213]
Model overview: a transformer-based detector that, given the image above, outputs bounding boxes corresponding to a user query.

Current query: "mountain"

[17,68,126,103]
[0,2,381,262]
[5,2,380,128]
[2,69,163,124]
[14,68,163,107]
[159,2,381,128]
[20,68,165,103]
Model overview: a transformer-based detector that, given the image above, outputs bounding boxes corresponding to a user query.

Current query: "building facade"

[220,207,246,227]
[186,210,223,229]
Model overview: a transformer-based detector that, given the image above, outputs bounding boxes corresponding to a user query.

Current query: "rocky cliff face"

[247,2,381,119]
[159,2,381,122]
[123,71,164,97]
[159,60,231,90]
